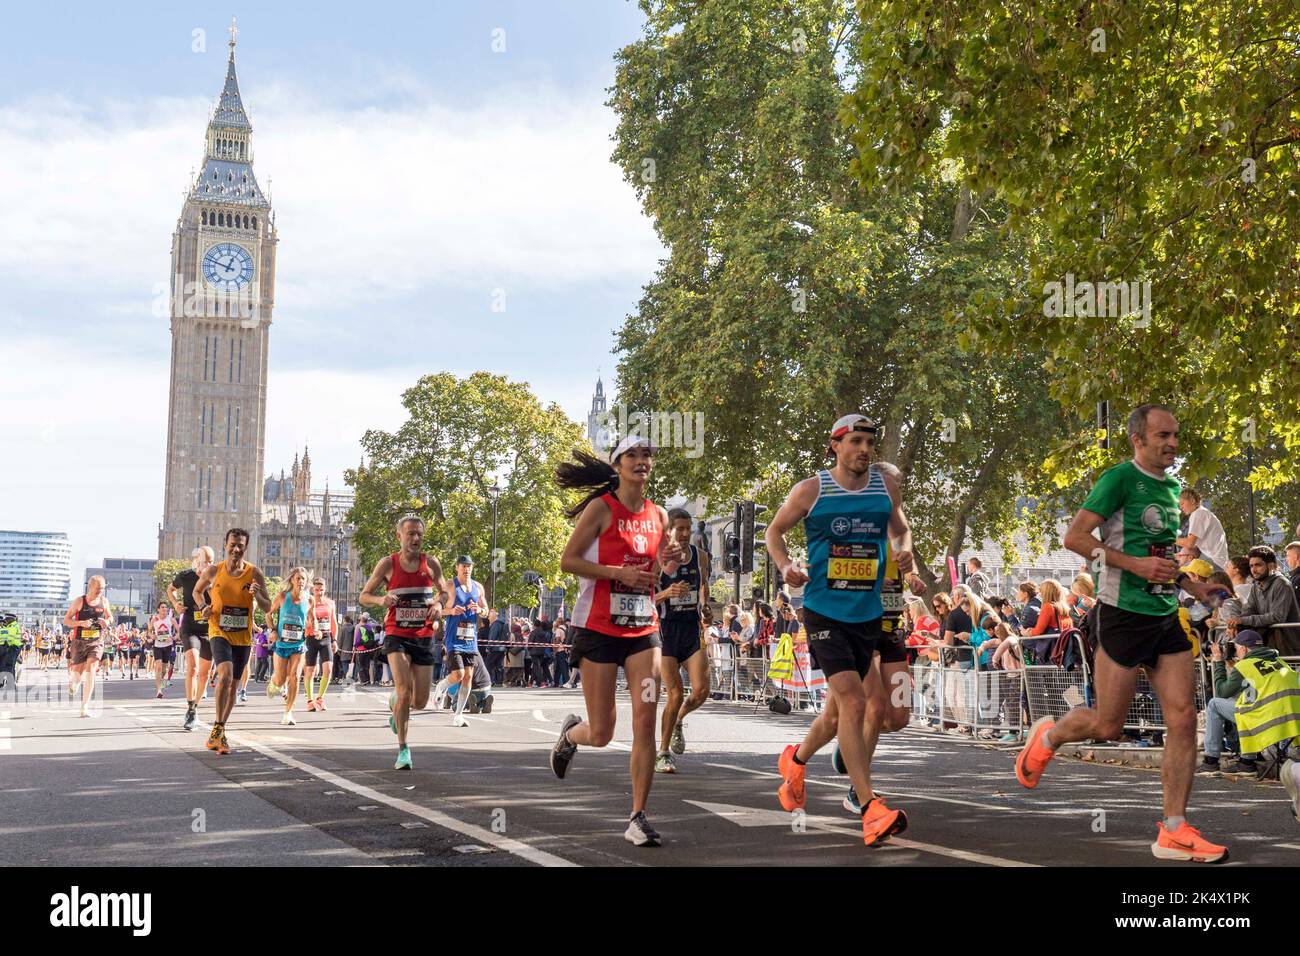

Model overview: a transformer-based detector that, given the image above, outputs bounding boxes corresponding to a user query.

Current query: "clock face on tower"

[202,242,255,292]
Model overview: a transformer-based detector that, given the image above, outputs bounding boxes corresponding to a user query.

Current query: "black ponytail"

[556,449,619,519]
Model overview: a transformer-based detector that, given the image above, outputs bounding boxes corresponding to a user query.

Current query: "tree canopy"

[610,0,1075,578]
[344,372,586,609]
[843,0,1300,493]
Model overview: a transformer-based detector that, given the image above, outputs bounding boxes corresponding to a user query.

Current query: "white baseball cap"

[608,434,658,464]
[827,414,880,454]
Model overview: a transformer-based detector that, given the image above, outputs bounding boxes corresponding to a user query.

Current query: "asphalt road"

[5,664,1298,867]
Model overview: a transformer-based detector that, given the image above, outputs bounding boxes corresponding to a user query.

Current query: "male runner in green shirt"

[1016,403,1232,863]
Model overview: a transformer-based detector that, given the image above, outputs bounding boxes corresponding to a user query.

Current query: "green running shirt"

[1081,460,1182,616]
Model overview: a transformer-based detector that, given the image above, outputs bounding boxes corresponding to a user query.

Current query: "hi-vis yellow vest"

[1234,657,1300,753]
[767,633,795,681]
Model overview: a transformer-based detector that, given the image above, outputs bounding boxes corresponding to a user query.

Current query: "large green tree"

[152,559,191,610]
[345,372,586,610]
[844,0,1300,494]
[610,0,1074,585]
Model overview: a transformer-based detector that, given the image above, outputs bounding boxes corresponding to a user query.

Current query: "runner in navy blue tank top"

[653,508,711,774]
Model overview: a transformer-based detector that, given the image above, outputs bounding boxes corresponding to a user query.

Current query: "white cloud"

[0,67,654,581]
[0,74,663,320]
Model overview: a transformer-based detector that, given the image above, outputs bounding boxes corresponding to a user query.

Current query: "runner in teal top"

[267,567,312,725]
[802,466,894,624]
[765,413,918,849]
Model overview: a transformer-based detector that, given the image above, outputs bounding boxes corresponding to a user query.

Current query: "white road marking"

[684,799,1037,867]
[111,704,577,867]
[528,726,632,751]
[702,761,1095,816]
[533,709,548,722]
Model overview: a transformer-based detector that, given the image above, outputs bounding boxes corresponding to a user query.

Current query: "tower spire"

[228,15,238,58]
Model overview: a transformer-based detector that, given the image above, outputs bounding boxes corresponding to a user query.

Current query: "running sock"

[316,674,330,698]
[433,676,452,705]
[1164,815,1186,832]
[454,680,472,715]
[1040,729,1054,750]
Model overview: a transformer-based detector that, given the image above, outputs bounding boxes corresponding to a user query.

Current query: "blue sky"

[0,1,659,580]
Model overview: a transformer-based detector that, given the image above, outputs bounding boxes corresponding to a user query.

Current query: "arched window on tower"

[201,210,207,225]
[252,216,258,229]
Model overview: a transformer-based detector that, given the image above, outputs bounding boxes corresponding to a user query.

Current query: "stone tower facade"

[159,21,276,560]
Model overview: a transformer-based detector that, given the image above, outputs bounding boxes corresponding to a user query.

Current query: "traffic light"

[739,501,768,574]
[723,533,741,574]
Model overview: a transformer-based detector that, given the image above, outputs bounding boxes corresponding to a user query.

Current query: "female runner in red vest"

[549,435,685,847]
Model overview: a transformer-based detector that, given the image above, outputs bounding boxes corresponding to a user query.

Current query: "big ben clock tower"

[159,18,275,560]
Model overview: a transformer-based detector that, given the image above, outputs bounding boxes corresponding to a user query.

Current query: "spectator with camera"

[1199,629,1270,775]
[1201,628,1300,819]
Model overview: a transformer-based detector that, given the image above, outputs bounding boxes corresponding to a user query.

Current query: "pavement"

[4,664,1299,867]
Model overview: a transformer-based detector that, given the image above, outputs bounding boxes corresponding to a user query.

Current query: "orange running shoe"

[777,744,806,811]
[216,732,231,755]
[1015,716,1056,789]
[861,797,907,847]
[204,727,221,751]
[1151,821,1228,863]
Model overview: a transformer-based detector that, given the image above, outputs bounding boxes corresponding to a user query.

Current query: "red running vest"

[383,553,437,639]
[570,493,664,638]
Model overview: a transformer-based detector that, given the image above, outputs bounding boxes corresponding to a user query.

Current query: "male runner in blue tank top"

[765,414,917,846]
[433,556,486,728]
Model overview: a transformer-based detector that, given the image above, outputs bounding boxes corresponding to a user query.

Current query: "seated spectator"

[1196,629,1300,785]
[1229,546,1300,656]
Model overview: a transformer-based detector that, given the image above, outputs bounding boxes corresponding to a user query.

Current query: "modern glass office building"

[0,530,73,626]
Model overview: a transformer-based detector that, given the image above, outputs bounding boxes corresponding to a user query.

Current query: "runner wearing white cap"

[765,414,918,846]
[549,435,686,846]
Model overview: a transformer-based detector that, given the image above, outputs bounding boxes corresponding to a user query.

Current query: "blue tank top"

[447,580,481,653]
[802,467,893,624]
[278,591,311,643]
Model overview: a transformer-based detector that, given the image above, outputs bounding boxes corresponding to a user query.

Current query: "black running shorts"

[209,637,251,680]
[152,645,176,666]
[382,635,435,667]
[569,626,660,667]
[803,608,881,679]
[444,650,479,673]
[1096,603,1191,670]
[304,636,335,667]
[659,619,701,662]
[875,622,908,664]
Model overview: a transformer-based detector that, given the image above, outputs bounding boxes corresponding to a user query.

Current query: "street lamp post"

[127,576,134,624]
[1246,444,1258,545]
[489,483,501,608]
[343,568,352,619]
